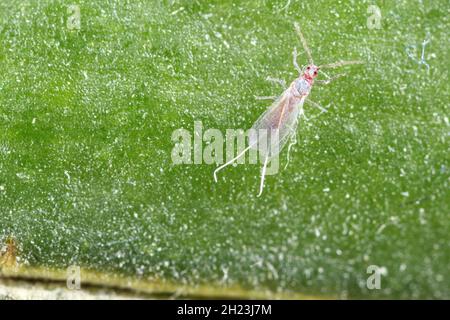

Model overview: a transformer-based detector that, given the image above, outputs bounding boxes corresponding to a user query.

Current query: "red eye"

[314,71,317,75]
[307,66,310,70]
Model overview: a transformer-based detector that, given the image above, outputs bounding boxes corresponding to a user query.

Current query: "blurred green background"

[0,0,448,298]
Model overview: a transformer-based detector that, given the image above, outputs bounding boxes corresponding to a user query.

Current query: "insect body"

[249,64,317,156]
[214,22,363,196]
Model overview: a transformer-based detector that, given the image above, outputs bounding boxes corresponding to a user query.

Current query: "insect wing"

[250,90,302,158]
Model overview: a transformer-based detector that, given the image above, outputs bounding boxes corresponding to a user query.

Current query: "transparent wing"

[249,90,303,158]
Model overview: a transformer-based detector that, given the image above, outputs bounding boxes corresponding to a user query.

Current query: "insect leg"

[320,69,331,79]
[299,106,309,121]
[266,76,286,87]
[279,0,291,12]
[293,47,302,73]
[306,99,329,113]
[420,39,430,70]
[315,73,346,85]
[257,154,270,197]
[284,127,298,170]
[255,95,277,101]
[213,144,254,182]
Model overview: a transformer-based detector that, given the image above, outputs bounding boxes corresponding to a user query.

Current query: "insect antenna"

[294,22,314,65]
[319,60,363,69]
